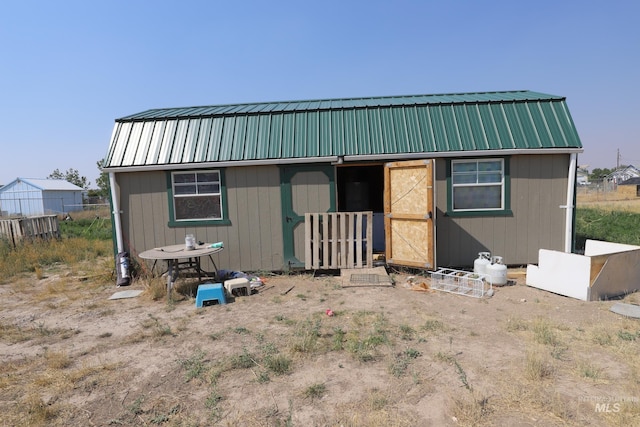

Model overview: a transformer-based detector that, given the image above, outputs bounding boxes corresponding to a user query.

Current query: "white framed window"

[451,159,505,211]
[171,170,222,221]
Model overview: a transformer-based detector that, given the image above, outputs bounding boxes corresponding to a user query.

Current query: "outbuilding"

[617,177,640,199]
[102,90,583,272]
[0,178,84,217]
[605,165,640,185]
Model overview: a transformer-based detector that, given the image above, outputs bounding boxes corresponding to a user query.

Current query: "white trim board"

[526,240,640,301]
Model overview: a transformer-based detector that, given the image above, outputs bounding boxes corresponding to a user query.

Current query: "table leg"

[167,259,177,300]
[193,258,202,282]
[208,255,219,279]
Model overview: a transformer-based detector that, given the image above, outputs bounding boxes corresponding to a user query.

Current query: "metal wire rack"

[429,268,492,298]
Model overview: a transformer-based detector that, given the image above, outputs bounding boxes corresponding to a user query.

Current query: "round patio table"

[139,243,224,299]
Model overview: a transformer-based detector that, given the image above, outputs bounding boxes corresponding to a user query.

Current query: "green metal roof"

[103,90,583,170]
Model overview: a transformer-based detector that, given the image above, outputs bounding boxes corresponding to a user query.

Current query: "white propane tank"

[474,252,491,275]
[487,256,508,286]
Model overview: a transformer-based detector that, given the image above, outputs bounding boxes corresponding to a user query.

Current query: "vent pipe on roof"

[109,172,124,254]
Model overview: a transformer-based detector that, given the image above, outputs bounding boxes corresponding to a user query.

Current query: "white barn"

[0,178,84,217]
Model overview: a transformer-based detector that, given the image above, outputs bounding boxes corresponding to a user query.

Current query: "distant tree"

[589,168,613,181]
[94,160,111,198]
[48,168,90,190]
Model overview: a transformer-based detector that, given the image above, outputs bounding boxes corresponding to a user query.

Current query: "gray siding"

[117,165,284,272]
[116,154,571,271]
[435,154,570,267]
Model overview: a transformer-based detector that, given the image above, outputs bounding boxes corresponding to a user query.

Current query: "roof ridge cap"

[117,90,563,121]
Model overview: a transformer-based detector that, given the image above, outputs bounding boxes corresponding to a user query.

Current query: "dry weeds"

[577,190,640,212]
[2,254,640,426]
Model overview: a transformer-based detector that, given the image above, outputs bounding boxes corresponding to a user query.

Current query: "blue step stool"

[195,283,226,307]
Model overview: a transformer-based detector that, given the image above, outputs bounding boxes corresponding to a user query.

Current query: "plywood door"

[384,159,435,268]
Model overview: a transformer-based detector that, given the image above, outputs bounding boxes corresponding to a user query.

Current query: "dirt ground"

[1,260,640,426]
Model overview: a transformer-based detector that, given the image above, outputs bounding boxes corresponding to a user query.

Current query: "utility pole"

[617,148,620,170]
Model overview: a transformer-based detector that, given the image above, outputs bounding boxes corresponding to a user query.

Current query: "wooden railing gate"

[305,211,373,270]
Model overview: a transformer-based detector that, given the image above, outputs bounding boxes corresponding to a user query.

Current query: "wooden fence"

[305,211,373,270]
[0,215,60,247]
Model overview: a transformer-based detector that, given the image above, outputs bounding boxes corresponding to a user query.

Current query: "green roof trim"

[103,90,583,170]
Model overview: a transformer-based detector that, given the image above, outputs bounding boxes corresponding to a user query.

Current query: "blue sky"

[1,0,638,187]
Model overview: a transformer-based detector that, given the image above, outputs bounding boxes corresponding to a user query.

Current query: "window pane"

[478,172,502,183]
[174,184,196,195]
[197,172,219,183]
[174,173,195,184]
[453,173,477,184]
[172,169,224,221]
[198,184,220,194]
[175,195,222,220]
[478,161,502,172]
[452,162,477,173]
[453,186,502,210]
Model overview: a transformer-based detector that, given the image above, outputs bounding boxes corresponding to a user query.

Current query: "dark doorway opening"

[336,164,385,252]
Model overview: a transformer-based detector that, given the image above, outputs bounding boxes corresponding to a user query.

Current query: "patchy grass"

[0,237,112,282]
[178,349,208,382]
[263,354,292,375]
[44,350,72,370]
[229,348,256,370]
[591,327,614,346]
[331,326,346,351]
[303,382,326,400]
[332,388,418,427]
[576,207,640,248]
[290,317,322,354]
[577,360,603,381]
[525,349,555,381]
[3,238,640,426]
[532,317,561,347]
[345,313,390,362]
[389,348,421,378]
[58,210,112,240]
[141,314,175,339]
[398,323,415,340]
[421,318,445,333]
[0,321,79,345]
[618,329,639,342]
[449,392,492,426]
[505,316,529,332]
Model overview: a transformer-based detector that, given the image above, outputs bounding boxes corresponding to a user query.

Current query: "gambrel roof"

[103,90,583,172]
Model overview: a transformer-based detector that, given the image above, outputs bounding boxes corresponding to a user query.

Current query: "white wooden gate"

[305,211,373,269]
